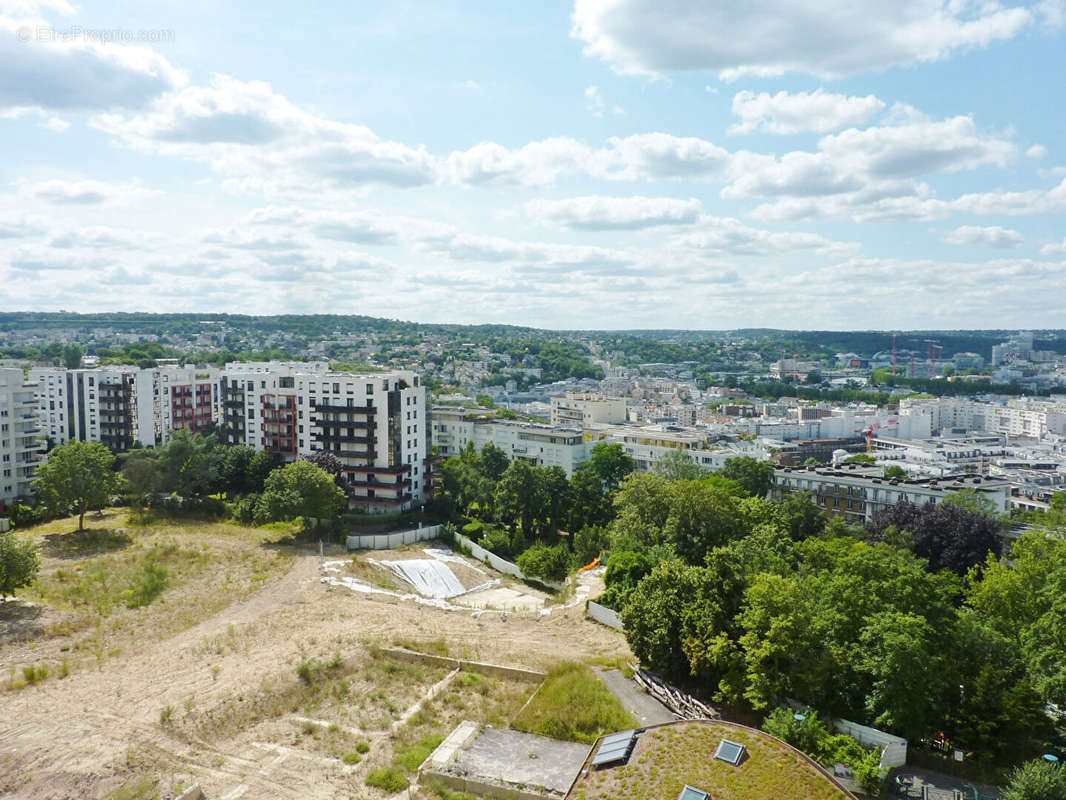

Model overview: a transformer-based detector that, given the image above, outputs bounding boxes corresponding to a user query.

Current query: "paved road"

[596,668,676,727]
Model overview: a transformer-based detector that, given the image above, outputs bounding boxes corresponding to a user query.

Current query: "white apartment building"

[156,366,222,444]
[431,406,589,476]
[550,392,627,427]
[986,398,1066,439]
[29,366,157,451]
[222,365,428,512]
[0,368,44,506]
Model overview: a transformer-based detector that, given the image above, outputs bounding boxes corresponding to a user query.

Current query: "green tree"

[516,542,572,582]
[254,460,346,524]
[719,456,775,497]
[663,480,745,564]
[35,441,119,530]
[568,466,609,531]
[479,443,509,482]
[156,431,221,498]
[122,450,161,504]
[218,445,257,497]
[1000,760,1066,800]
[247,449,279,492]
[587,442,634,495]
[778,491,825,541]
[0,530,40,600]
[883,465,908,480]
[621,559,699,679]
[536,466,571,538]
[856,611,946,740]
[494,459,539,536]
[653,448,704,481]
[61,343,83,369]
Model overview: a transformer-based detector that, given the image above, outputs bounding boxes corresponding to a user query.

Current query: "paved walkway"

[886,767,1000,800]
[596,669,676,727]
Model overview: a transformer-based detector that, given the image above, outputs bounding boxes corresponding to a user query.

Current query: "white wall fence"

[586,600,624,630]
[787,699,908,768]
[347,524,445,551]
[453,532,565,592]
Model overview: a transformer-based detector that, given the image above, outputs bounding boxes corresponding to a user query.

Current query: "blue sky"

[2,0,1064,329]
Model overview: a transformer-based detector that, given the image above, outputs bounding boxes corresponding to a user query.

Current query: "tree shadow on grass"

[41,528,133,560]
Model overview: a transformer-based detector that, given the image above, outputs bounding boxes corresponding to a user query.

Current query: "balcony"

[349,492,413,507]
[313,402,375,414]
[313,431,374,445]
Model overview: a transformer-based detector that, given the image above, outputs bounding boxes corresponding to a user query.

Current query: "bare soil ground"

[0,512,631,799]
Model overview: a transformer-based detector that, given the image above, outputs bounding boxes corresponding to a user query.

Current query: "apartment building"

[222,364,428,512]
[0,368,44,507]
[549,392,627,427]
[986,398,1066,439]
[771,463,1010,524]
[431,406,589,476]
[29,366,156,451]
[157,366,221,443]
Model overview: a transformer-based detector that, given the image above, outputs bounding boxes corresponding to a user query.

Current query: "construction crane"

[922,339,943,379]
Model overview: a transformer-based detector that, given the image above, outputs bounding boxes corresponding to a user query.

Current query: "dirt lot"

[0,512,631,799]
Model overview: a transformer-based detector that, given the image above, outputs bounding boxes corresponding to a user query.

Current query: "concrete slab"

[434,725,590,797]
[596,669,676,727]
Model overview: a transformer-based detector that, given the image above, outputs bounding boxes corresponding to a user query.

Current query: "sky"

[1,0,1065,330]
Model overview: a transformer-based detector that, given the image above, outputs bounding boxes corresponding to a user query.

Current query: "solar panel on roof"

[714,739,746,766]
[591,729,640,769]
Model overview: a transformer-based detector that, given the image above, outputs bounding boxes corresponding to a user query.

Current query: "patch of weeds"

[511,662,636,743]
[108,774,158,800]
[341,751,362,765]
[160,705,174,726]
[122,562,169,608]
[365,766,409,792]
[23,663,50,685]
[393,734,444,773]
[296,654,345,686]
[392,636,450,657]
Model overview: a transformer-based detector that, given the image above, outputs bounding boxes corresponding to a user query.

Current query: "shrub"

[480,526,513,559]
[365,767,409,792]
[573,525,609,566]
[341,751,361,765]
[517,543,573,582]
[123,562,168,608]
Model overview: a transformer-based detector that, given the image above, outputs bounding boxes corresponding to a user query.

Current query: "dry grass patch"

[7,510,295,669]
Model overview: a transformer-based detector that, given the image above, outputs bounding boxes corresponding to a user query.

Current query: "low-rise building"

[771,463,1010,524]
[550,392,628,427]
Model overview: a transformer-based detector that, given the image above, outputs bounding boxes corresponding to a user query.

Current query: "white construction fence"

[347,524,445,551]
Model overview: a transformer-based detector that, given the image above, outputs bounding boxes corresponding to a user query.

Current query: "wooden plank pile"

[634,668,719,721]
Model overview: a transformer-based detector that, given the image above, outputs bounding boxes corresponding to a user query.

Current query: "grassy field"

[2,508,297,686]
[569,720,852,800]
[512,661,637,744]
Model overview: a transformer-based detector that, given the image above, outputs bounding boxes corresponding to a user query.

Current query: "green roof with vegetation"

[567,720,853,800]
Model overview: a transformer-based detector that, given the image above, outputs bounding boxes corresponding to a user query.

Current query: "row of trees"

[29,435,345,532]
[601,464,1062,765]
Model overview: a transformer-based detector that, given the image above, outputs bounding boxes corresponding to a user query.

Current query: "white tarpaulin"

[374,558,466,599]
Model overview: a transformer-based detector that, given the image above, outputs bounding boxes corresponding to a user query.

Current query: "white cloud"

[944,224,1025,248]
[96,75,439,191]
[1040,238,1066,256]
[16,177,160,205]
[585,85,606,117]
[572,0,1038,79]
[1026,144,1048,158]
[605,133,732,180]
[730,89,885,135]
[444,137,597,186]
[39,116,69,131]
[527,195,702,230]
[673,215,861,257]
[0,16,185,112]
